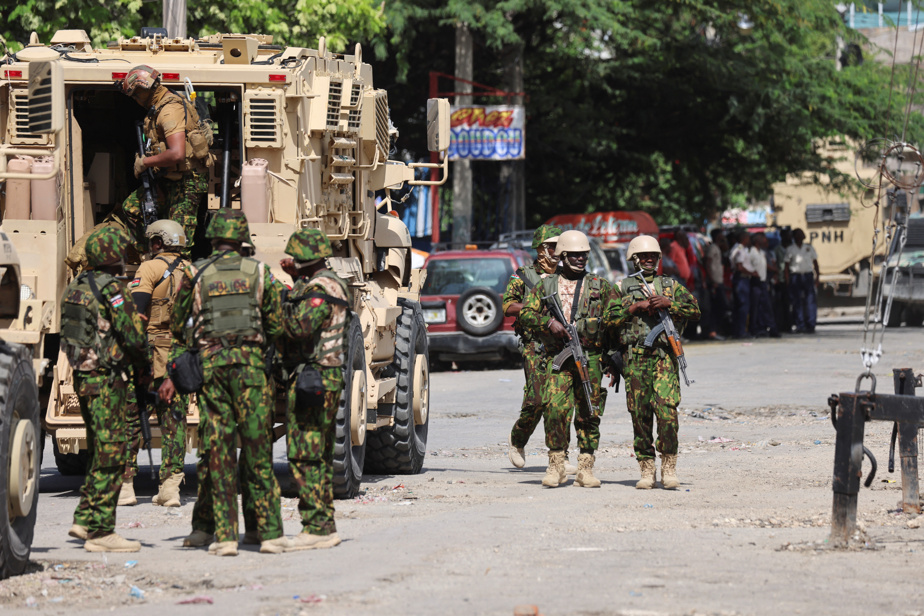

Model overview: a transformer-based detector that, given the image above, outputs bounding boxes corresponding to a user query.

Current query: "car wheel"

[456,286,503,336]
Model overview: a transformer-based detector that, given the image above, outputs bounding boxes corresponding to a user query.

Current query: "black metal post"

[831,393,867,546]
[894,368,920,514]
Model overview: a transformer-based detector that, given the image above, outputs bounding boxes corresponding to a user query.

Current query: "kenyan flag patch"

[109,294,124,308]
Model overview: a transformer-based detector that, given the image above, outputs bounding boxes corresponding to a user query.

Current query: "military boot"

[508,434,525,469]
[118,480,137,506]
[635,458,656,489]
[541,450,567,488]
[68,523,88,540]
[182,530,214,547]
[208,541,239,557]
[574,453,602,488]
[564,452,578,476]
[284,532,341,552]
[661,454,680,489]
[152,472,184,507]
[259,536,292,554]
[84,533,141,553]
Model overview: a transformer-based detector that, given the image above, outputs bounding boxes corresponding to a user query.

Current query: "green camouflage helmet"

[206,209,251,243]
[285,228,332,261]
[532,225,563,249]
[85,227,131,268]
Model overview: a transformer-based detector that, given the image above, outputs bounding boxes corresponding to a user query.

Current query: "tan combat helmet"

[555,230,591,255]
[145,219,187,248]
[626,234,661,261]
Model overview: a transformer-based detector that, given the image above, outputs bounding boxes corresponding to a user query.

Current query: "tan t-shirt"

[131,251,188,377]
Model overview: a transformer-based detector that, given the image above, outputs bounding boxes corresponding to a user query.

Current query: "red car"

[421,248,533,366]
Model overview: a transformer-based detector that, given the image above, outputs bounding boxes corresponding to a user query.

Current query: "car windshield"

[422,257,513,295]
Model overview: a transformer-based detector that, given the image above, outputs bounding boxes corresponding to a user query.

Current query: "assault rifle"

[629,271,693,386]
[541,291,598,415]
[135,121,159,228]
[132,372,156,481]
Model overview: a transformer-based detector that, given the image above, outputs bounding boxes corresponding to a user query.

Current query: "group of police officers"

[502,226,701,491]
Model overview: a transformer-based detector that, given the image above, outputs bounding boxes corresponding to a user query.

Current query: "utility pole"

[163,0,187,39]
[499,42,525,233]
[452,23,473,245]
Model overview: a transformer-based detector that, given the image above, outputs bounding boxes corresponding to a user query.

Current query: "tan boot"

[564,452,578,476]
[541,450,567,488]
[242,530,260,545]
[508,434,525,469]
[152,472,184,507]
[84,533,141,553]
[118,481,137,506]
[635,458,656,489]
[68,523,88,540]
[208,541,239,556]
[661,454,680,489]
[284,532,341,552]
[182,530,214,547]
[260,536,292,554]
[574,453,602,488]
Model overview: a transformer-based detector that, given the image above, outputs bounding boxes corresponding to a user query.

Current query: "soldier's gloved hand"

[158,377,177,404]
[133,154,147,178]
[548,319,570,340]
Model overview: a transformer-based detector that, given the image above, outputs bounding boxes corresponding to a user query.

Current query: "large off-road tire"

[53,437,88,476]
[0,342,40,579]
[886,300,905,328]
[365,299,429,475]
[333,316,367,499]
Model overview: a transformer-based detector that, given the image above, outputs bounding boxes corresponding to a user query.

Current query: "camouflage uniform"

[502,225,562,450]
[125,249,190,483]
[616,274,700,461]
[170,210,283,543]
[60,228,151,539]
[117,84,208,255]
[518,273,627,453]
[278,229,350,538]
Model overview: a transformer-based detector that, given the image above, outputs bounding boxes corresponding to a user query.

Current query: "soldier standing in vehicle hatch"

[111,64,210,255]
[61,228,151,552]
[518,230,628,489]
[277,228,351,551]
[618,235,700,490]
[503,225,579,475]
[158,209,288,556]
[119,220,190,509]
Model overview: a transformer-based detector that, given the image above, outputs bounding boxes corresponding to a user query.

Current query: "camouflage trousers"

[123,377,188,483]
[542,352,605,452]
[510,344,550,449]
[72,372,128,539]
[192,364,282,543]
[625,351,681,460]
[286,365,343,536]
[119,170,207,255]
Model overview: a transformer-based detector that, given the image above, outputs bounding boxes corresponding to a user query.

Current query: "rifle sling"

[152,256,183,291]
[569,275,584,323]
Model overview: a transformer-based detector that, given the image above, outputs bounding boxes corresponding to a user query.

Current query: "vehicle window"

[422,258,513,295]
[604,249,626,274]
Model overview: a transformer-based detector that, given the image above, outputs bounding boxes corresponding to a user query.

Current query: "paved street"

[4,322,924,615]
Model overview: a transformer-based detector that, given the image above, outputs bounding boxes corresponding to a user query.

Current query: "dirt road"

[3,323,923,615]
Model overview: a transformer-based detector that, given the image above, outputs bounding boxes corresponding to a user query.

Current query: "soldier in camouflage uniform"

[113,65,210,256]
[277,228,350,551]
[159,209,288,556]
[61,228,151,552]
[119,220,190,507]
[617,235,700,490]
[518,230,628,488]
[502,225,571,471]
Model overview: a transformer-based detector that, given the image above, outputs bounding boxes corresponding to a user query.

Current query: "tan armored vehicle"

[0,234,41,578]
[0,29,449,497]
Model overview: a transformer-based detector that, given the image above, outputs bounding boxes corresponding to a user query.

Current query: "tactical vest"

[195,254,263,345]
[148,254,186,331]
[513,264,542,341]
[618,275,675,349]
[60,272,122,371]
[538,273,606,344]
[145,87,213,178]
[285,270,351,367]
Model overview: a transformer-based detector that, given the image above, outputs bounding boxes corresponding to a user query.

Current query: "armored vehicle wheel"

[0,342,40,579]
[333,316,367,499]
[53,438,88,476]
[456,287,503,336]
[365,299,429,475]
[887,300,905,328]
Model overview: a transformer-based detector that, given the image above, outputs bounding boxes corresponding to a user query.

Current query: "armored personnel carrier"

[0,29,449,497]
